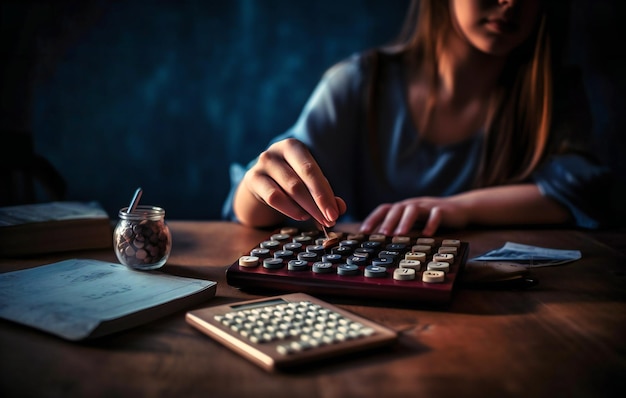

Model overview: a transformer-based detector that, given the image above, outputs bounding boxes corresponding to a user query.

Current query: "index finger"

[282,140,339,225]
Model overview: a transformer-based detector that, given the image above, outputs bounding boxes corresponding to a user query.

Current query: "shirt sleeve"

[533,154,613,228]
[532,67,614,229]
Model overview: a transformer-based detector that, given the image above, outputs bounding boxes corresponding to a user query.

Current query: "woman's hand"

[234,138,347,228]
[360,197,470,237]
[359,184,572,237]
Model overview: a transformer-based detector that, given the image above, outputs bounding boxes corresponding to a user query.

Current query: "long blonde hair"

[386,0,564,187]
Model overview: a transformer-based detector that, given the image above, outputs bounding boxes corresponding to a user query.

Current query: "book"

[0,201,113,256]
[0,259,218,340]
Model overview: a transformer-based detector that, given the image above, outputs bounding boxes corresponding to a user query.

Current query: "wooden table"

[1,221,625,398]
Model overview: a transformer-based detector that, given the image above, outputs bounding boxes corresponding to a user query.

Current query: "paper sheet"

[0,259,216,340]
[471,241,582,267]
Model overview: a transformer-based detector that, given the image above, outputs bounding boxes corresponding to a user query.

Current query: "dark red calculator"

[226,228,469,305]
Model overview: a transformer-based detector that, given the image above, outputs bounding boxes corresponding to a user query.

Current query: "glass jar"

[113,205,172,270]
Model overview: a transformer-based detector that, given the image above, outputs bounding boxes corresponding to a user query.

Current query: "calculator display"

[231,298,286,310]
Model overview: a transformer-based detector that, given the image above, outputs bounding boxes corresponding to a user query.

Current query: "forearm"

[449,184,572,226]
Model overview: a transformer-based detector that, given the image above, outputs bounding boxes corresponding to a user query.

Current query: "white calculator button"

[334,333,347,342]
[279,227,298,236]
[290,341,311,352]
[433,253,454,264]
[359,327,375,337]
[399,259,421,270]
[393,268,416,280]
[416,237,435,245]
[442,239,461,247]
[321,335,335,344]
[422,270,445,283]
[349,322,364,331]
[276,345,293,355]
[368,234,387,242]
[412,244,432,254]
[391,236,411,244]
[427,261,450,273]
[405,252,426,261]
[239,256,259,268]
[306,338,321,348]
[438,246,458,255]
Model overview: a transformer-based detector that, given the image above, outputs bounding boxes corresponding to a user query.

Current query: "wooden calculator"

[186,293,398,371]
[226,228,469,305]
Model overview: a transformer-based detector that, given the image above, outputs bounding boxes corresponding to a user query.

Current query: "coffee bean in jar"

[114,205,172,270]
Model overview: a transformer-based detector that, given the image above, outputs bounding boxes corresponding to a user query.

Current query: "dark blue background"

[3,0,624,220]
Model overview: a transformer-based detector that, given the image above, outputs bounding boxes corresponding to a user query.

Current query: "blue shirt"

[224,52,612,229]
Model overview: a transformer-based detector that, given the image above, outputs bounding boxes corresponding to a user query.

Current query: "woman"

[224,0,611,236]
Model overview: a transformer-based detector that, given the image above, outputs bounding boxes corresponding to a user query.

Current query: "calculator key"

[297,251,319,262]
[427,261,450,273]
[263,258,284,269]
[371,257,394,267]
[288,259,308,271]
[405,252,426,262]
[306,245,326,255]
[239,256,259,267]
[364,265,387,278]
[322,236,340,249]
[271,233,290,242]
[442,239,461,247]
[250,248,270,259]
[354,247,375,258]
[391,236,411,244]
[260,240,280,250]
[378,251,400,261]
[422,270,445,283]
[398,259,421,270]
[394,267,416,280]
[433,253,454,264]
[322,253,343,264]
[438,246,458,255]
[347,255,368,266]
[385,243,407,252]
[283,242,303,252]
[416,237,435,245]
[292,235,313,245]
[332,246,353,256]
[412,244,432,254]
[276,344,294,355]
[279,227,299,236]
[347,233,366,241]
[339,239,360,249]
[368,234,387,242]
[337,264,359,276]
[274,250,294,260]
[312,261,334,274]
[361,241,382,250]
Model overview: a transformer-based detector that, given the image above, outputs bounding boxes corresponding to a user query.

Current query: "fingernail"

[325,207,338,223]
